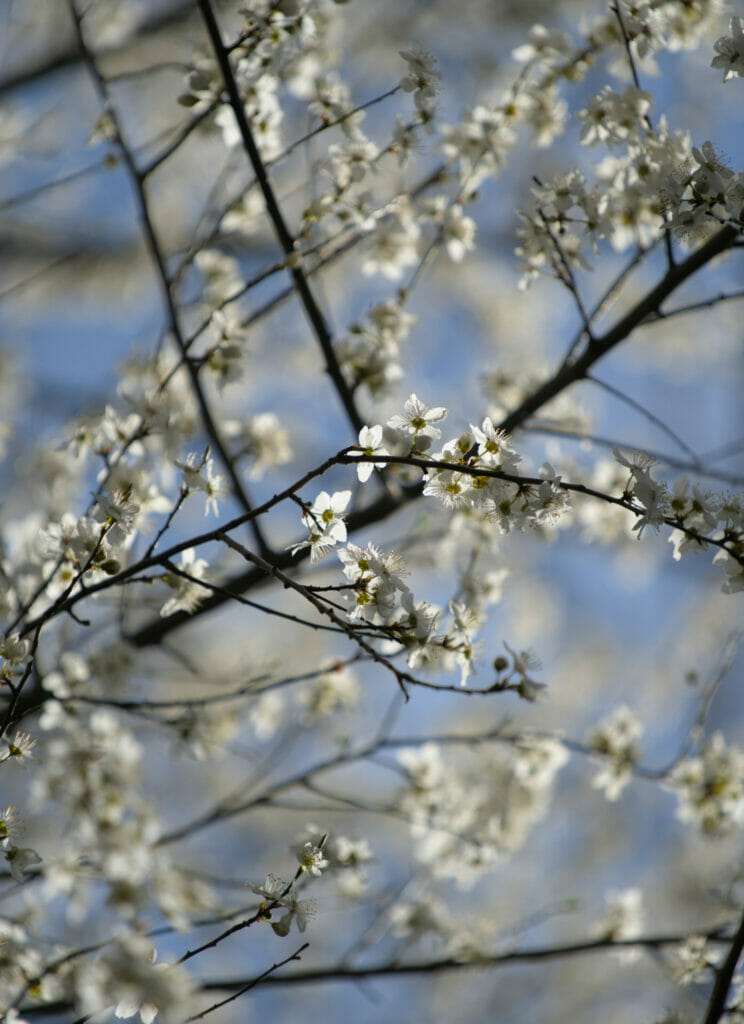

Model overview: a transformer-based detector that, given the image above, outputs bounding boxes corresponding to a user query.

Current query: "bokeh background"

[1,1,744,1021]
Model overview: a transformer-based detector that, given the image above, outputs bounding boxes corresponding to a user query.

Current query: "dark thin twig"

[188,943,309,1021]
[67,0,271,557]
[611,1,675,268]
[533,184,595,344]
[499,223,740,434]
[586,372,700,465]
[558,242,651,369]
[197,928,731,991]
[703,905,744,1024]
[197,0,364,436]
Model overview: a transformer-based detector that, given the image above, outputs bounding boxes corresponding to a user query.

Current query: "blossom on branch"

[159,548,210,617]
[711,16,744,81]
[294,490,352,562]
[350,424,389,482]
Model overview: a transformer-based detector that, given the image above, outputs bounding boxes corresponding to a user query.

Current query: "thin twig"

[197,0,364,436]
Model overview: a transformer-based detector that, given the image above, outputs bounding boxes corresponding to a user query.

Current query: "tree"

[1,0,744,1021]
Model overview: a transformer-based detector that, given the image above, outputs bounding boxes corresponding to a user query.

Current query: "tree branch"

[197,0,365,436]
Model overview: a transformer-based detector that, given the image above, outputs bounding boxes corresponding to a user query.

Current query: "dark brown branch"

[197,0,365,436]
[198,929,729,991]
[67,0,270,557]
[128,478,421,647]
[0,1,194,96]
[703,905,744,1024]
[188,943,309,1021]
[28,442,738,649]
[13,927,731,1018]
[500,223,740,434]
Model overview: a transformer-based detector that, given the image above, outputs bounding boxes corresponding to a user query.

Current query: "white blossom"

[294,490,352,562]
[388,394,447,443]
[160,548,210,617]
[587,705,643,801]
[711,16,744,81]
[667,732,744,835]
[351,424,389,481]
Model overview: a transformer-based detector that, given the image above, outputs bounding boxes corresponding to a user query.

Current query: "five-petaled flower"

[294,490,352,562]
[388,394,447,444]
[0,730,37,766]
[711,17,744,82]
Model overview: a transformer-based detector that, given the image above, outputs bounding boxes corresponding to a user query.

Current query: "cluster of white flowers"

[294,47,443,280]
[424,421,568,532]
[349,395,567,532]
[0,342,213,630]
[159,547,210,617]
[176,451,227,517]
[514,28,744,280]
[441,102,520,188]
[337,536,502,684]
[613,449,744,592]
[248,874,316,936]
[247,824,367,938]
[421,195,477,262]
[224,411,292,479]
[0,912,62,1008]
[441,66,569,191]
[0,804,41,884]
[664,139,744,240]
[295,824,374,900]
[362,196,422,279]
[297,663,362,720]
[180,2,337,162]
[517,107,698,282]
[338,542,451,670]
[337,542,409,621]
[666,732,744,836]
[396,738,568,887]
[115,353,198,458]
[287,395,577,682]
[36,512,122,605]
[579,85,652,147]
[586,0,727,66]
[303,133,381,233]
[74,933,195,1024]
[30,702,213,934]
[399,45,440,124]
[30,706,149,901]
[593,886,645,944]
[613,448,670,536]
[337,299,417,396]
[587,704,644,801]
[1,0,743,1017]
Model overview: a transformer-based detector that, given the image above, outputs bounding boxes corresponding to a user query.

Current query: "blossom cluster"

[396,738,569,888]
[337,299,417,396]
[667,731,744,836]
[587,704,644,801]
[0,0,743,1019]
[613,449,744,593]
